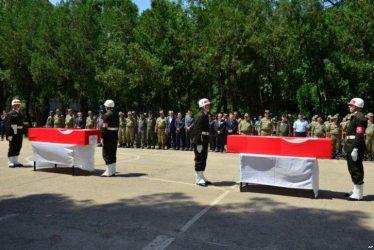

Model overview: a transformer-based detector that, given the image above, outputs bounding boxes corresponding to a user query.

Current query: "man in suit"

[167,110,176,149]
[214,113,226,152]
[185,109,194,151]
[175,112,185,150]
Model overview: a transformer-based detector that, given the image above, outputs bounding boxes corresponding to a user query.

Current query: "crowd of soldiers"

[42,108,374,161]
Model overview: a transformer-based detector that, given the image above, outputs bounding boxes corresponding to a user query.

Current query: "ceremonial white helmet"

[104,99,115,108]
[198,98,211,108]
[348,98,364,108]
[11,99,21,106]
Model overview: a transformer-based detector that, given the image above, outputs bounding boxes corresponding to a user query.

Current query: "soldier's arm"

[352,116,367,148]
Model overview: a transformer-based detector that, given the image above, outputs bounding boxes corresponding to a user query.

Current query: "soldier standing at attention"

[65,109,75,128]
[85,111,95,129]
[365,113,373,160]
[276,114,290,136]
[340,115,350,156]
[45,111,54,128]
[192,98,212,186]
[345,98,367,200]
[324,115,332,134]
[125,112,135,148]
[312,117,326,138]
[327,115,340,159]
[6,99,25,168]
[156,111,167,149]
[309,115,318,136]
[53,109,64,128]
[146,112,156,149]
[259,110,273,136]
[118,112,126,147]
[101,100,118,177]
[238,113,254,135]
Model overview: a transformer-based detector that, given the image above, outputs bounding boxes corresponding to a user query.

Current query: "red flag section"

[28,128,101,146]
[227,135,332,159]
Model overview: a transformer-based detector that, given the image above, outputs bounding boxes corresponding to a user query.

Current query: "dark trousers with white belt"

[8,133,23,157]
[103,130,118,165]
[194,134,209,171]
[346,137,365,185]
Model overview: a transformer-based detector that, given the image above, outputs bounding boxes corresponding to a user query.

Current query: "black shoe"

[196,183,207,187]
[205,181,212,185]
[8,165,15,168]
[344,193,352,198]
[15,163,23,167]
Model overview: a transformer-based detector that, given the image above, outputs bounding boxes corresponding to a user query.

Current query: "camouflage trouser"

[157,129,166,148]
[147,129,155,147]
[366,136,373,154]
[330,134,340,156]
[118,127,126,145]
[126,127,135,146]
[260,131,271,136]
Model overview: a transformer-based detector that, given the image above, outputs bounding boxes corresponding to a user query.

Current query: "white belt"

[346,135,355,139]
[202,132,209,136]
[107,127,119,131]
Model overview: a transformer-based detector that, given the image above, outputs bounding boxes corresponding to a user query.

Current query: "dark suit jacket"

[167,116,176,134]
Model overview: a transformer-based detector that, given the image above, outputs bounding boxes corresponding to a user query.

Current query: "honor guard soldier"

[101,100,119,177]
[192,98,212,186]
[345,98,367,200]
[6,99,24,168]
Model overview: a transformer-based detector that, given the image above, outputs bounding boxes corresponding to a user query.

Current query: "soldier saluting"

[192,98,212,186]
[101,100,119,177]
[6,99,24,168]
[345,98,367,200]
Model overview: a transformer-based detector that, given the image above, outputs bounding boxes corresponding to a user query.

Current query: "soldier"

[118,112,126,147]
[45,111,54,128]
[276,114,290,136]
[155,111,167,149]
[340,114,350,156]
[6,99,24,168]
[65,109,75,128]
[192,98,212,186]
[208,114,216,151]
[132,111,139,148]
[185,109,194,151]
[138,113,147,149]
[324,115,331,132]
[345,98,367,200]
[101,100,118,177]
[146,112,156,149]
[85,111,95,129]
[327,115,341,159]
[309,115,318,136]
[239,113,254,135]
[312,117,326,138]
[175,112,185,150]
[214,113,226,152]
[259,110,274,136]
[365,113,373,160]
[53,109,64,128]
[125,112,135,148]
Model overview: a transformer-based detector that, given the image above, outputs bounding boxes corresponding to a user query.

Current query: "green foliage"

[0,0,372,123]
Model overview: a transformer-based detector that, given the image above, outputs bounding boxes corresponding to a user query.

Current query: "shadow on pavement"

[0,193,373,249]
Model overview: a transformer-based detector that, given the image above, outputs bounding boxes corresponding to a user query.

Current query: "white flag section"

[239,153,319,197]
[31,135,97,172]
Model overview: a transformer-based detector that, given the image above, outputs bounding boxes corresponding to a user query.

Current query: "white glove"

[11,124,18,135]
[197,145,203,153]
[7,136,12,141]
[351,148,358,162]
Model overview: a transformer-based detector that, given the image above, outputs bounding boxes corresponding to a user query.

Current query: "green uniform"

[118,116,126,146]
[46,116,53,128]
[276,121,290,136]
[156,117,167,148]
[238,120,253,135]
[53,115,64,128]
[259,118,273,136]
[146,118,156,148]
[85,116,95,129]
[309,121,317,136]
[312,123,326,138]
[125,117,135,147]
[65,114,74,128]
[365,121,374,156]
[327,122,340,156]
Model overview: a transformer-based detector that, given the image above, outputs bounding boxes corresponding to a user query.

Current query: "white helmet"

[348,98,364,108]
[104,99,115,108]
[198,98,211,108]
[11,99,21,106]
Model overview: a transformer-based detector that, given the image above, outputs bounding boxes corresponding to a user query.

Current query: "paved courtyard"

[0,139,373,249]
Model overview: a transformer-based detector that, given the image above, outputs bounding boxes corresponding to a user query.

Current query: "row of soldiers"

[45,108,374,160]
